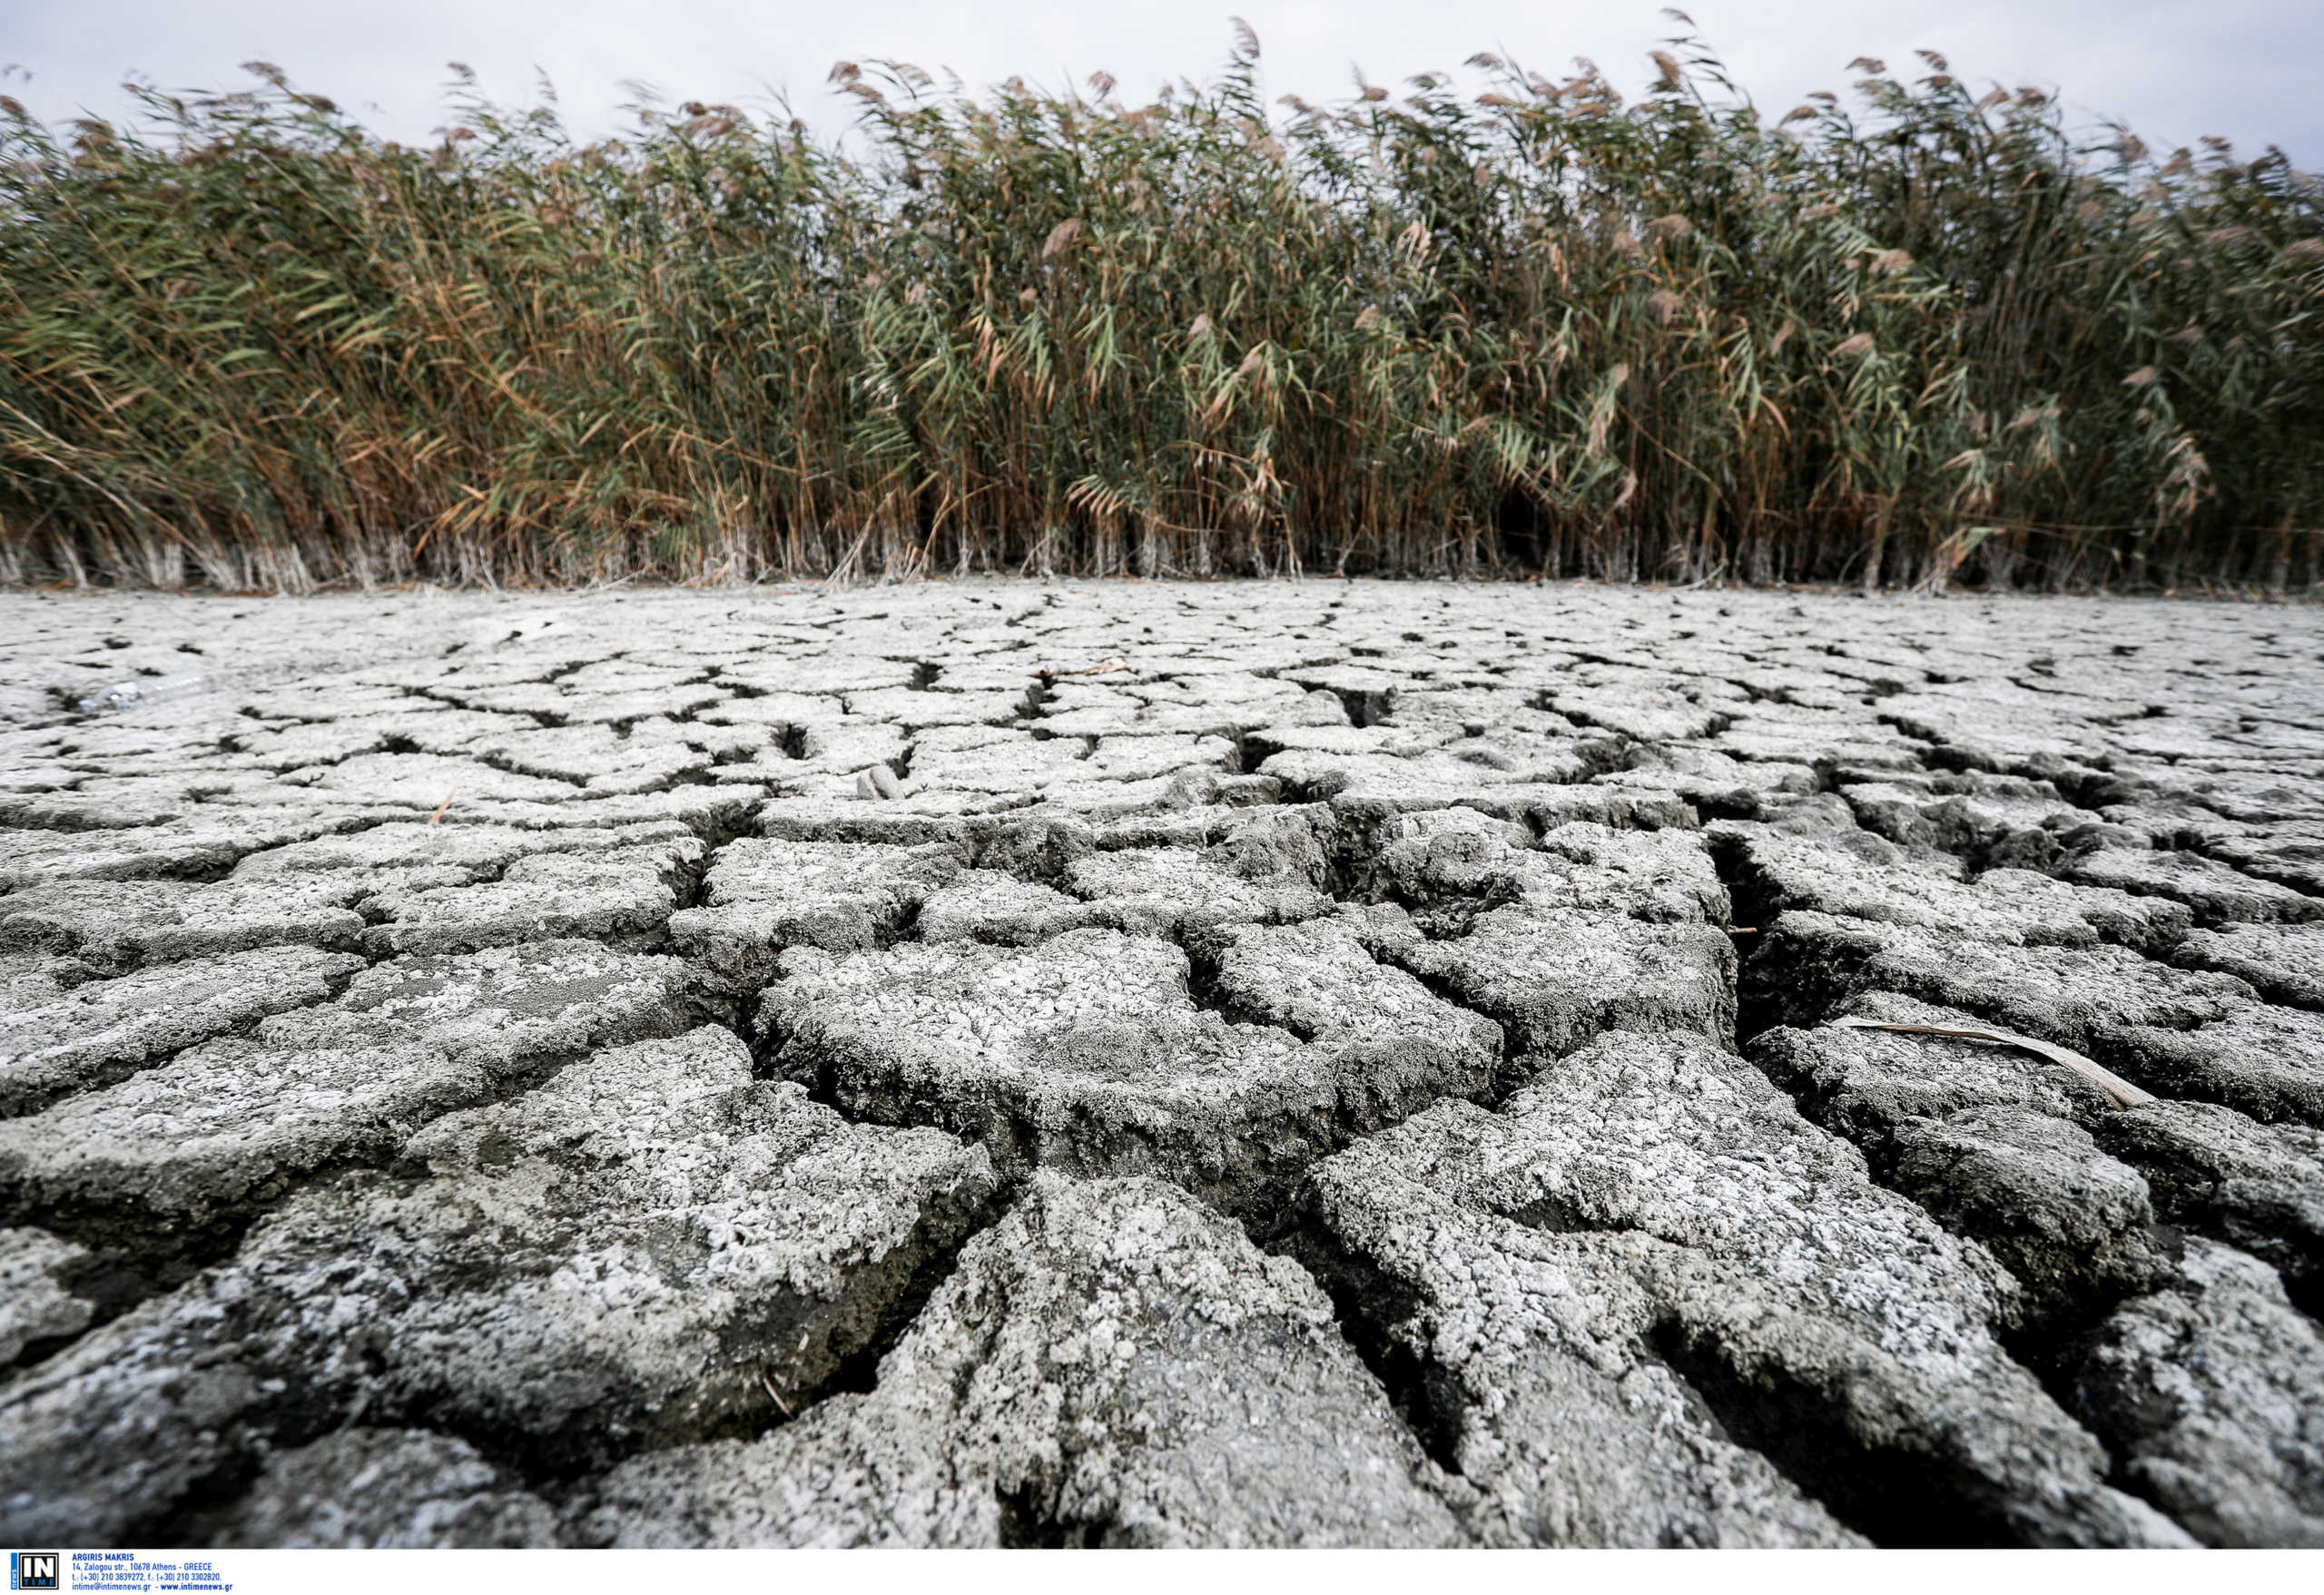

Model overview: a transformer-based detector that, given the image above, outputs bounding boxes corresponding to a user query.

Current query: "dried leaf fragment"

[1828,1016,2155,1109]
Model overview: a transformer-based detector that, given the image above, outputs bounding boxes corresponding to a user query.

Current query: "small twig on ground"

[427,785,460,824]
[1828,1017,2155,1109]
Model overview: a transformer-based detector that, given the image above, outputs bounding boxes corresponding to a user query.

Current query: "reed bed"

[1,25,2319,591]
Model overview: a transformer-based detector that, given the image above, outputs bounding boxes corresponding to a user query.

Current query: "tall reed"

[1,27,2318,591]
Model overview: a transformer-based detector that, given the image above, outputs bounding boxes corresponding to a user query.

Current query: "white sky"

[4,0,2316,162]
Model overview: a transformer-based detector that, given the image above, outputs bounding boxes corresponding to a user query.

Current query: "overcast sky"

[4,0,2315,162]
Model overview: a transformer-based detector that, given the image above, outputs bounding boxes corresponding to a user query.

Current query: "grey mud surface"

[1,579,2320,1548]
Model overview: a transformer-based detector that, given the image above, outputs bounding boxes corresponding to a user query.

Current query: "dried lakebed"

[0,580,2320,1549]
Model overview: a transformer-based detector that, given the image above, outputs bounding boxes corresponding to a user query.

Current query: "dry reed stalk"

[0,30,2316,592]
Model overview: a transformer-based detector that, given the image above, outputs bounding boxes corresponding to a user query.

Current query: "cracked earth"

[1,580,2320,1548]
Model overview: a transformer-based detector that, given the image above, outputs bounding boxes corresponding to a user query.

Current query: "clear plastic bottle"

[76,671,211,714]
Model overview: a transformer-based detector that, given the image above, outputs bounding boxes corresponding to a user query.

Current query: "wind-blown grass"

[1,25,2318,591]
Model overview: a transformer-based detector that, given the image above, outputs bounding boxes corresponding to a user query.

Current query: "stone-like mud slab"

[1,580,2319,1547]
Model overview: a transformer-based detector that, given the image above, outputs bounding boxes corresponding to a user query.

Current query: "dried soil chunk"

[1245,724,1454,763]
[0,940,694,1232]
[1374,903,1734,1070]
[1876,687,2111,772]
[1549,687,1724,743]
[0,1227,92,1364]
[767,929,1357,1208]
[965,813,1098,879]
[0,789,194,833]
[1752,911,2240,1041]
[214,719,390,773]
[232,819,690,881]
[1303,1159,1858,1545]
[357,837,701,955]
[1191,914,1501,1124]
[1600,744,1817,819]
[1285,664,1403,726]
[536,686,730,727]
[1885,1106,2162,1329]
[309,753,576,807]
[2069,1238,2324,1547]
[1058,805,1332,936]
[1754,995,2324,1315]
[2203,822,2324,898]
[0,946,364,1116]
[463,724,710,793]
[1715,822,2189,953]
[1528,821,1730,922]
[584,1173,1463,1548]
[755,802,973,850]
[1709,710,1929,770]
[1120,678,1322,740]
[788,721,909,779]
[2090,1102,2324,1315]
[0,954,70,1014]
[1358,811,1727,924]
[0,821,331,891]
[2120,1005,2324,1128]
[1839,774,2081,870]
[666,838,966,990]
[1303,1030,2187,1547]
[1755,912,2324,1126]
[2172,922,2324,1009]
[2062,847,2322,925]
[1081,733,1237,783]
[334,939,698,1074]
[844,687,1025,729]
[201,1430,559,1549]
[1348,805,1534,904]
[366,785,756,842]
[908,733,1091,795]
[1260,752,1646,817]
[1413,730,1604,784]
[0,1012,485,1230]
[0,1029,996,1544]
[1748,1004,2165,1327]
[913,871,1102,945]
[0,876,371,973]
[1061,851,1326,936]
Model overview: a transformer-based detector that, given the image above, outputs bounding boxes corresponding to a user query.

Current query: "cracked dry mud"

[0,581,2319,1550]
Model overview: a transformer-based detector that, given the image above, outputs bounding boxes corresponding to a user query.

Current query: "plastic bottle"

[76,672,211,715]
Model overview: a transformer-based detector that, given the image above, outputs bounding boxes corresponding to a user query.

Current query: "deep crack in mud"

[0,579,2320,1548]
